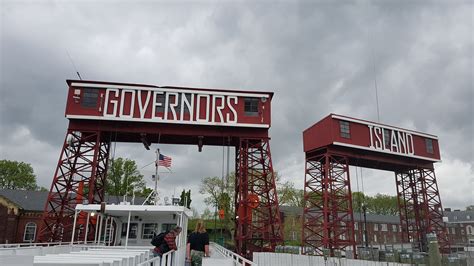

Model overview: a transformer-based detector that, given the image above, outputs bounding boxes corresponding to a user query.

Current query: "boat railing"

[138,249,175,266]
[210,242,256,265]
[0,241,93,249]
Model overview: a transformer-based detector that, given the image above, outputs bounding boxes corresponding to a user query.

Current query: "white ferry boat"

[0,202,253,266]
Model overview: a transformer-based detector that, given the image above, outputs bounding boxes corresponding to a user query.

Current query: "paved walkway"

[208,245,226,258]
[203,245,234,266]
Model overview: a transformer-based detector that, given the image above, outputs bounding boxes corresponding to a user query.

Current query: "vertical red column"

[396,170,418,247]
[235,138,283,257]
[396,168,450,253]
[38,130,110,242]
[302,151,356,257]
[419,169,450,253]
[301,153,326,255]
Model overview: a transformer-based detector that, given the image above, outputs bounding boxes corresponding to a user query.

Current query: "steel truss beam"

[235,138,283,257]
[39,130,110,242]
[395,168,450,253]
[302,152,356,257]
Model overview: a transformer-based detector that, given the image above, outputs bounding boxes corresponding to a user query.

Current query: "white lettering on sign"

[368,125,414,155]
[103,89,119,117]
[102,88,240,124]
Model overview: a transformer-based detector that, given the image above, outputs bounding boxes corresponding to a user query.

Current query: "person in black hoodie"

[186,220,209,266]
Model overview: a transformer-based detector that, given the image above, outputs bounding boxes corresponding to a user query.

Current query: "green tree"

[200,173,236,239]
[352,192,398,215]
[367,193,399,215]
[0,160,38,190]
[200,176,223,207]
[179,189,192,208]
[37,186,49,192]
[106,158,145,198]
[135,187,155,204]
[352,191,366,213]
[278,180,304,207]
[135,187,153,198]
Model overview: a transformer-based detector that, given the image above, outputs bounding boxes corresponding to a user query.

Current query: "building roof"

[0,189,148,211]
[279,205,401,224]
[353,212,400,224]
[66,79,275,99]
[279,205,302,217]
[444,209,474,223]
[0,189,49,211]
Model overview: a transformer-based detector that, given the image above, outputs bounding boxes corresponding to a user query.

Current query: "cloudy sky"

[1,0,472,214]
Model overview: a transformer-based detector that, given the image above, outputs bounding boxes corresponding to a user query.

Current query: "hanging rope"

[108,131,121,201]
[354,165,364,236]
[360,167,366,214]
[221,137,225,192]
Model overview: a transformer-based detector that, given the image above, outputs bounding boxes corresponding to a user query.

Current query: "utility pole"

[363,203,369,248]
[214,201,217,242]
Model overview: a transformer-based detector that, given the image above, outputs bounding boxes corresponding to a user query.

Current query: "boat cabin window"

[121,223,138,239]
[142,223,158,239]
[161,223,177,232]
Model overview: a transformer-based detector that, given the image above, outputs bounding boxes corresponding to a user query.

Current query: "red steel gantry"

[302,114,449,256]
[39,80,283,256]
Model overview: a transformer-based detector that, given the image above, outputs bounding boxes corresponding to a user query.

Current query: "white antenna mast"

[142,148,161,206]
[154,148,160,205]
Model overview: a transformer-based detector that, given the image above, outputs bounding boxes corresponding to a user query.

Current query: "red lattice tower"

[38,80,283,254]
[396,168,449,252]
[39,130,109,242]
[302,114,450,255]
[235,138,283,257]
[302,150,356,256]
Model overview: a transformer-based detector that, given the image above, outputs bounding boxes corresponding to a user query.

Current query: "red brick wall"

[0,205,19,244]
[353,221,404,246]
[15,212,43,243]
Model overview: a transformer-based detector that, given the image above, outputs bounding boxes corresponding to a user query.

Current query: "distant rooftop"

[0,189,49,211]
[443,209,474,223]
[0,189,147,212]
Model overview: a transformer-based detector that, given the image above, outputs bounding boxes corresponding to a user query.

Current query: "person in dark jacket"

[186,220,210,266]
[153,226,182,256]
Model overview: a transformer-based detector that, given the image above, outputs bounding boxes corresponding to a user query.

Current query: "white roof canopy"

[75,204,193,218]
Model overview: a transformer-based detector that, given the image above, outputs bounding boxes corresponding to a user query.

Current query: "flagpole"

[155,148,160,205]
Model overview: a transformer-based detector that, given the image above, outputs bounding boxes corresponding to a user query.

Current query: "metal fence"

[253,252,411,266]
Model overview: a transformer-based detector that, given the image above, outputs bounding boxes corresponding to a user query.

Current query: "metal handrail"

[0,241,93,249]
[210,242,256,265]
[138,250,175,266]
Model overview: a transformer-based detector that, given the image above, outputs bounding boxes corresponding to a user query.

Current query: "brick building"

[0,189,46,243]
[444,208,474,249]
[281,206,474,251]
[0,189,147,244]
[281,206,406,247]
[352,212,404,247]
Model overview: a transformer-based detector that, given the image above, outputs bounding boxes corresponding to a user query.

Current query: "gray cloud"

[0,1,472,212]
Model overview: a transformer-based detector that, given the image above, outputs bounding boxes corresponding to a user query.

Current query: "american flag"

[156,154,172,168]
